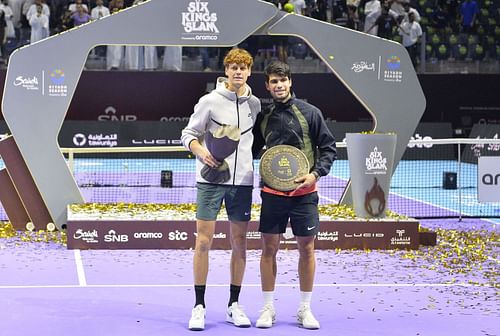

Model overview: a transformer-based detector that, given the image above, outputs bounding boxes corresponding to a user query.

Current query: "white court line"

[0,283,494,289]
[73,249,87,286]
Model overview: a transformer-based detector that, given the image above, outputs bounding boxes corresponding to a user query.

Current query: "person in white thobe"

[163,46,182,71]
[29,4,48,43]
[363,0,381,35]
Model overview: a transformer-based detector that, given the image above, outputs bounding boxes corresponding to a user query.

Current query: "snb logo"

[169,230,188,241]
[104,229,129,243]
[73,133,87,146]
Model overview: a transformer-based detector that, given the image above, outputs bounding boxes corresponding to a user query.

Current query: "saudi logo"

[49,69,65,85]
[386,56,401,70]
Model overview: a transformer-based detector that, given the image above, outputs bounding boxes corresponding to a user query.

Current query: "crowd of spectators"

[0,0,497,70]
[261,0,498,68]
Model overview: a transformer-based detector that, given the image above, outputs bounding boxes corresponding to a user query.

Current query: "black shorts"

[259,191,319,237]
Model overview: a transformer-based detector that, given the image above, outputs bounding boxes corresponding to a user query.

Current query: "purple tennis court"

[0,217,498,336]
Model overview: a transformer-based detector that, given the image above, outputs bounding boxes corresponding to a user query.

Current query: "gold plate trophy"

[259,145,310,191]
[201,125,241,183]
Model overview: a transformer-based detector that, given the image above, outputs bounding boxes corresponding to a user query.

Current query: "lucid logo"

[482,173,500,185]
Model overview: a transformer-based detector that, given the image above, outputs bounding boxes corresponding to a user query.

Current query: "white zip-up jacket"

[181,77,261,186]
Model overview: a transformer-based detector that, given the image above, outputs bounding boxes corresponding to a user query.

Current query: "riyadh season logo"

[181,0,219,41]
[48,69,68,97]
[365,147,388,174]
[383,56,403,83]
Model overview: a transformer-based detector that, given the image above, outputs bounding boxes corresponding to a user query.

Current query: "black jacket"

[252,95,337,177]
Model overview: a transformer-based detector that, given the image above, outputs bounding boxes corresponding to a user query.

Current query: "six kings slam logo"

[181,0,219,41]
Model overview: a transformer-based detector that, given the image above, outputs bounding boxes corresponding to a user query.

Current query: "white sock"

[263,291,274,306]
[300,291,312,307]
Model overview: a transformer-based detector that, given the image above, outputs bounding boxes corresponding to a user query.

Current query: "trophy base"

[201,161,230,183]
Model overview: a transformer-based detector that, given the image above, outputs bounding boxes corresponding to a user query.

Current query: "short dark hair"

[264,61,291,82]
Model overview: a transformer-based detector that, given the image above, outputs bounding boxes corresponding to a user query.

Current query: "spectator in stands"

[26,0,49,22]
[346,3,360,30]
[124,0,158,71]
[29,3,48,43]
[162,46,181,71]
[431,3,449,39]
[90,0,109,19]
[8,0,23,40]
[106,2,124,69]
[399,12,422,68]
[310,0,327,21]
[0,0,14,61]
[68,0,88,14]
[459,0,478,34]
[288,0,306,15]
[70,4,90,26]
[47,0,67,32]
[182,48,260,331]
[0,7,6,63]
[400,1,420,23]
[366,2,398,39]
[330,0,347,23]
[108,0,124,12]
[363,0,381,35]
[57,8,73,32]
[252,60,336,330]
[440,0,459,32]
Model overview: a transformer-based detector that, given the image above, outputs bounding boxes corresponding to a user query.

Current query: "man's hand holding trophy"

[200,124,241,183]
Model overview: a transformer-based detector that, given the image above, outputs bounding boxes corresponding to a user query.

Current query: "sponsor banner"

[462,124,500,163]
[1,71,499,124]
[0,71,368,122]
[350,54,404,83]
[478,156,500,203]
[326,122,453,160]
[402,122,454,160]
[66,219,419,250]
[1,120,453,154]
[10,69,68,97]
[58,121,185,148]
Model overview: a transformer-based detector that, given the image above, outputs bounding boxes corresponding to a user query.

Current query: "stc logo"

[169,230,188,241]
[407,134,434,148]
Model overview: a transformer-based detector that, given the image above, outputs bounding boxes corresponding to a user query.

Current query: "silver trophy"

[201,125,241,183]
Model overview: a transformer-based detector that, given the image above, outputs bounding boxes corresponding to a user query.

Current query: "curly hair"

[264,60,291,82]
[223,48,254,68]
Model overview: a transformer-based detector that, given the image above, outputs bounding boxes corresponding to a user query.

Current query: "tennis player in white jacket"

[181,48,260,331]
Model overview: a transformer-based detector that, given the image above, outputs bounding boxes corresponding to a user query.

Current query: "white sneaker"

[189,304,206,331]
[297,305,320,329]
[226,302,251,327]
[255,304,276,328]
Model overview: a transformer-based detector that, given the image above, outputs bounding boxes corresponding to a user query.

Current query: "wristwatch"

[311,171,320,181]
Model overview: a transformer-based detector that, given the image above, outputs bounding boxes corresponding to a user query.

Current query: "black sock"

[194,285,206,308]
[228,284,241,307]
